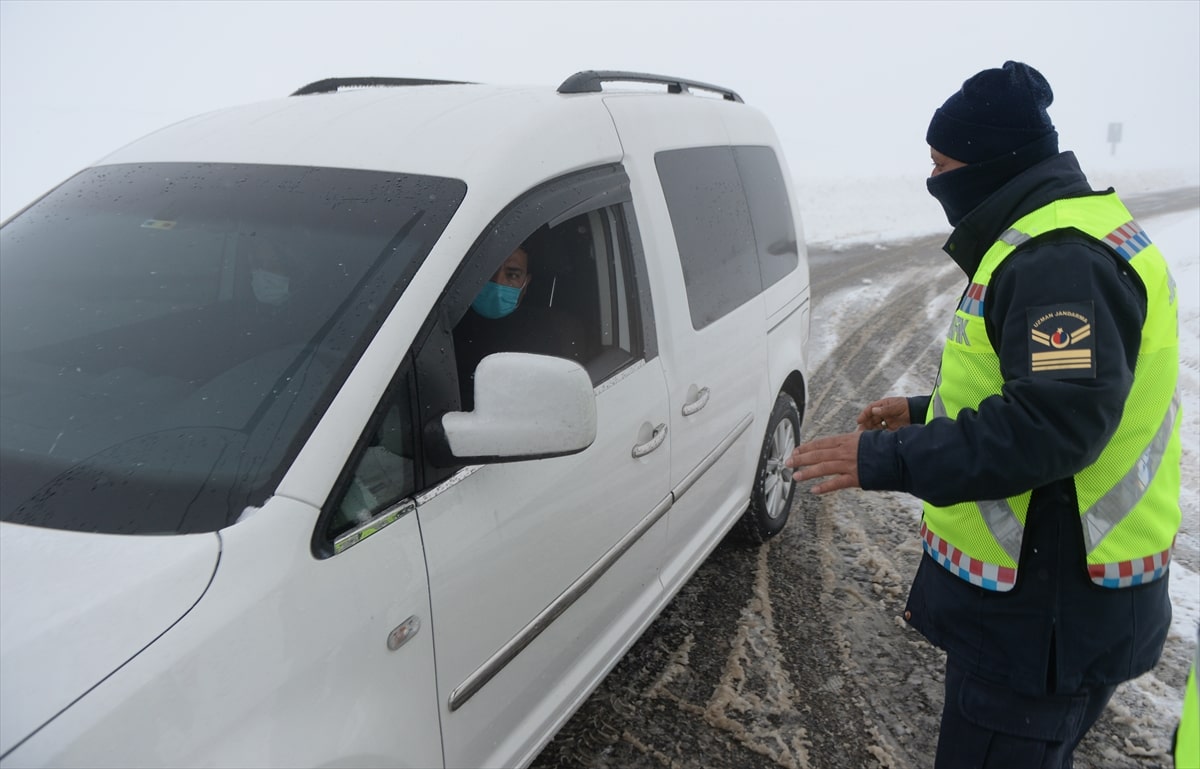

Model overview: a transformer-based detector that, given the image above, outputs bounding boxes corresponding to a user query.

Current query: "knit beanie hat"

[926,61,1057,163]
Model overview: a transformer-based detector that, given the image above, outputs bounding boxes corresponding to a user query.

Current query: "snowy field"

[794,164,1200,742]
[795,166,1200,247]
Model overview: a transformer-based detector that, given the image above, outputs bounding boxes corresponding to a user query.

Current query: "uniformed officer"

[787,61,1182,768]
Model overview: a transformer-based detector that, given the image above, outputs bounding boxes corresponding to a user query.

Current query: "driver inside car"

[453,243,587,409]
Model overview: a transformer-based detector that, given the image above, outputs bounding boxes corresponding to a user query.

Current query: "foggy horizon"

[1,0,1197,220]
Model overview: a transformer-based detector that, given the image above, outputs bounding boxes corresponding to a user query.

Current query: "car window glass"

[326,364,417,543]
[655,146,761,330]
[0,163,464,535]
[452,203,643,409]
[734,146,800,289]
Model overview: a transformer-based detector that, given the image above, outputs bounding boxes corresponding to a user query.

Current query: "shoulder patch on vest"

[1103,220,1152,260]
[1028,302,1096,379]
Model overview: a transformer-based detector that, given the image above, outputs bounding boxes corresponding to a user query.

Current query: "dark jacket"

[858,152,1172,696]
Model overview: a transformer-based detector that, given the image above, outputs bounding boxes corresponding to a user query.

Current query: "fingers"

[790,454,850,477]
[856,404,890,431]
[784,432,862,493]
[856,397,905,431]
[791,459,859,494]
[809,473,861,495]
[856,396,912,431]
[856,398,889,427]
[786,433,852,458]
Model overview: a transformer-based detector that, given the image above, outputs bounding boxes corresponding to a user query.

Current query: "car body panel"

[0,524,219,757]
[96,85,622,210]
[421,357,671,768]
[601,95,771,589]
[2,497,442,768]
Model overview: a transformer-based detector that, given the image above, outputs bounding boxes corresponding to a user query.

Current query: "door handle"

[631,423,667,458]
[681,386,710,417]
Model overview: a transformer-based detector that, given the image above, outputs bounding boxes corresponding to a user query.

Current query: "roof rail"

[291,77,471,96]
[557,70,743,103]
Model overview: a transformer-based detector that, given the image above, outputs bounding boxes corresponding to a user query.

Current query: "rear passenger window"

[734,146,799,289]
[655,147,759,330]
[656,145,799,329]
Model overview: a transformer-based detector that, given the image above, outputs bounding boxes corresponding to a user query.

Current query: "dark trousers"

[934,659,1117,769]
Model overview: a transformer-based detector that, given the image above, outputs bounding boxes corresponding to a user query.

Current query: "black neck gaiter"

[927,132,1059,227]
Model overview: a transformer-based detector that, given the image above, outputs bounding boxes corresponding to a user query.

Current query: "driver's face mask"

[471,279,525,319]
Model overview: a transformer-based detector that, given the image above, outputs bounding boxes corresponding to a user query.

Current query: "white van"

[0,71,811,768]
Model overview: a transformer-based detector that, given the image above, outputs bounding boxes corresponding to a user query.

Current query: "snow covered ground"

[794,165,1200,744]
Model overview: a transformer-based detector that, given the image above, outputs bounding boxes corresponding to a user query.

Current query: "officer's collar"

[941,152,1092,277]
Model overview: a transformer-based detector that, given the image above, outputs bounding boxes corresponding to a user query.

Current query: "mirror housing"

[428,353,597,465]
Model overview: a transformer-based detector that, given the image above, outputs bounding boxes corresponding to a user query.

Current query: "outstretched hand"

[787,396,910,494]
[784,432,862,494]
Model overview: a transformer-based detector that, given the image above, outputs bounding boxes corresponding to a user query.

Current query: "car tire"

[735,392,800,545]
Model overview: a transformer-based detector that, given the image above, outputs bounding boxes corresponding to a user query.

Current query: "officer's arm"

[859,237,1145,505]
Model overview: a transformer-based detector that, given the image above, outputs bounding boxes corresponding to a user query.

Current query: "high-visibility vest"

[921,192,1181,592]
[1178,630,1199,769]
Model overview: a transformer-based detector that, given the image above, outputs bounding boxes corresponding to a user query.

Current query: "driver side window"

[453,203,647,409]
[320,167,653,552]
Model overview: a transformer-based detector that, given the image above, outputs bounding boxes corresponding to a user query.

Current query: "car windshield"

[0,163,465,535]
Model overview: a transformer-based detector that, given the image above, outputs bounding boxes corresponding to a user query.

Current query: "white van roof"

[97,72,751,185]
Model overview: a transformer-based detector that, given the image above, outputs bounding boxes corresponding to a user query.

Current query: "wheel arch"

[779,370,807,425]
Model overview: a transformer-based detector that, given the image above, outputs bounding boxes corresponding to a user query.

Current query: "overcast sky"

[1,0,1197,221]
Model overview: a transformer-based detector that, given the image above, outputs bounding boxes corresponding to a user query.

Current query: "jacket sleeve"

[907,396,931,425]
[858,235,1146,506]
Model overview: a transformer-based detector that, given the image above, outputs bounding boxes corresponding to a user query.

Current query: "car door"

[603,97,769,589]
[410,169,673,768]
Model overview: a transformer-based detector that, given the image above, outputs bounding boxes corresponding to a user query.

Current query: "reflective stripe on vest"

[930,383,1180,584]
[920,520,1017,591]
[1083,390,1179,552]
[922,192,1181,591]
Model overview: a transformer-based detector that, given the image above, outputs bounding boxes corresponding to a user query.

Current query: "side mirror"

[428,353,597,465]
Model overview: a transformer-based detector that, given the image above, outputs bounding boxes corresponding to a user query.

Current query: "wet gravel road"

[531,187,1200,769]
